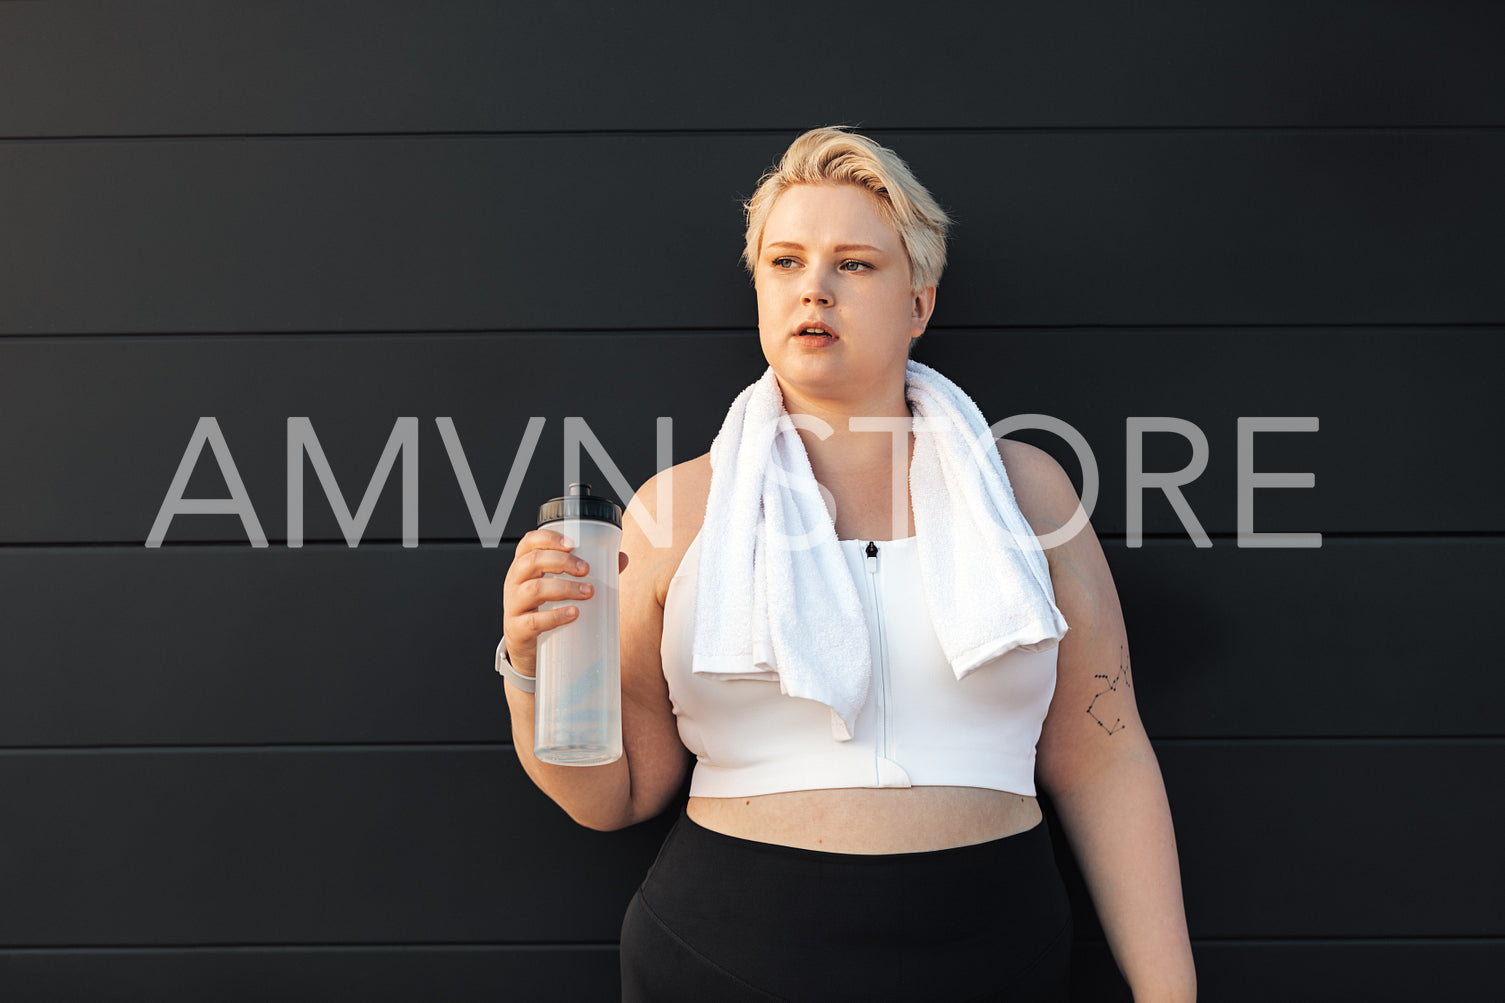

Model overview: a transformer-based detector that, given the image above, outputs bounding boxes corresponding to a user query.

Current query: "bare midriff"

[686,786,1042,854]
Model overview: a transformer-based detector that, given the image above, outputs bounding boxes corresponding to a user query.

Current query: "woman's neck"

[773,370,910,477]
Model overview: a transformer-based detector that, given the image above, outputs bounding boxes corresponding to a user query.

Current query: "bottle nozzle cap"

[538,483,621,529]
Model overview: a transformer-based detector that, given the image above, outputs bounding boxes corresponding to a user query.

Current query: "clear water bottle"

[534,483,623,766]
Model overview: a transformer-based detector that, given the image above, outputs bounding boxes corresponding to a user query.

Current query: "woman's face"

[754,183,933,407]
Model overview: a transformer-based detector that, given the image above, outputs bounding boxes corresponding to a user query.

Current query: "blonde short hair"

[740,126,953,295]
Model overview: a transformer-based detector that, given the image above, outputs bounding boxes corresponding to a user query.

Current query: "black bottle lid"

[537,483,622,529]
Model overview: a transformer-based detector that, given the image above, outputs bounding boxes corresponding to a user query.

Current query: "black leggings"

[619,806,1072,1002]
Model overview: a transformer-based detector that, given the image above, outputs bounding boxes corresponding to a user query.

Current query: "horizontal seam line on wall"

[1,321,1503,341]
[2,125,1505,144]
[1184,936,1505,946]
[5,531,1502,551]
[1,737,1501,756]
[0,942,622,954]
[0,743,518,755]
[2,936,1501,954]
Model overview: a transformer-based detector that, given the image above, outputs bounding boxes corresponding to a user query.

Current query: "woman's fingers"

[510,529,579,576]
[518,574,594,609]
[526,603,578,635]
[503,530,597,654]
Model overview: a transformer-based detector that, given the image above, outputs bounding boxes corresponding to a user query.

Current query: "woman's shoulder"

[994,438,1083,551]
[636,450,712,529]
[623,452,713,606]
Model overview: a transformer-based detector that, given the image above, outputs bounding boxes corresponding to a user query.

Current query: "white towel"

[693,358,1070,741]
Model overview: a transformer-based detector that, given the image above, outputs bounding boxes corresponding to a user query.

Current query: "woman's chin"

[769,355,843,386]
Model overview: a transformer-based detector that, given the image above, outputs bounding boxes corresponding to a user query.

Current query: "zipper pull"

[865,541,878,573]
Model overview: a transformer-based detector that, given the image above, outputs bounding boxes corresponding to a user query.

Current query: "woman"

[498,127,1196,1001]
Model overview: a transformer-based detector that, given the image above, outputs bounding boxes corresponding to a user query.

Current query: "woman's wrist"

[494,636,537,692]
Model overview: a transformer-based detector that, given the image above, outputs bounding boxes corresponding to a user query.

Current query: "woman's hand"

[501,528,627,679]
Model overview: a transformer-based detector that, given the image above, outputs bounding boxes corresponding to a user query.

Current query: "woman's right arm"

[500,470,691,830]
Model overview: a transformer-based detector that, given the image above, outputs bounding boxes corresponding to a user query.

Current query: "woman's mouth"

[792,322,837,342]
[793,330,837,346]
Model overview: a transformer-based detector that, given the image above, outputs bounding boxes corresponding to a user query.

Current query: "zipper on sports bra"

[865,541,891,770]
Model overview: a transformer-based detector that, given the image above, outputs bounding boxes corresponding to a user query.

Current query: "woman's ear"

[910,285,937,335]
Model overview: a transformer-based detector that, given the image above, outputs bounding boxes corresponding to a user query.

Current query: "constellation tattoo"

[1085,643,1133,736]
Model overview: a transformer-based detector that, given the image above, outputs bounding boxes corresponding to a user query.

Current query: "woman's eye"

[768,257,868,271]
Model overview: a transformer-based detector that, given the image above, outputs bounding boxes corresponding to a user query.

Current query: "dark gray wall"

[2,3,1501,1000]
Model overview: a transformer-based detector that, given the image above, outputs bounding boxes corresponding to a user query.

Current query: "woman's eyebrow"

[765,241,887,254]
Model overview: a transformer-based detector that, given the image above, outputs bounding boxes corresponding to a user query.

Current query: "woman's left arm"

[1001,441,1197,1003]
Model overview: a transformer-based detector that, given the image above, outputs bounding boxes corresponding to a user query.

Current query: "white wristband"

[494,636,536,693]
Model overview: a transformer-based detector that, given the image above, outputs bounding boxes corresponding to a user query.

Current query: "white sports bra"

[660,528,1058,799]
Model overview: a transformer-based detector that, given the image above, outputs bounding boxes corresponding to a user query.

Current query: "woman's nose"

[802,284,833,306]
